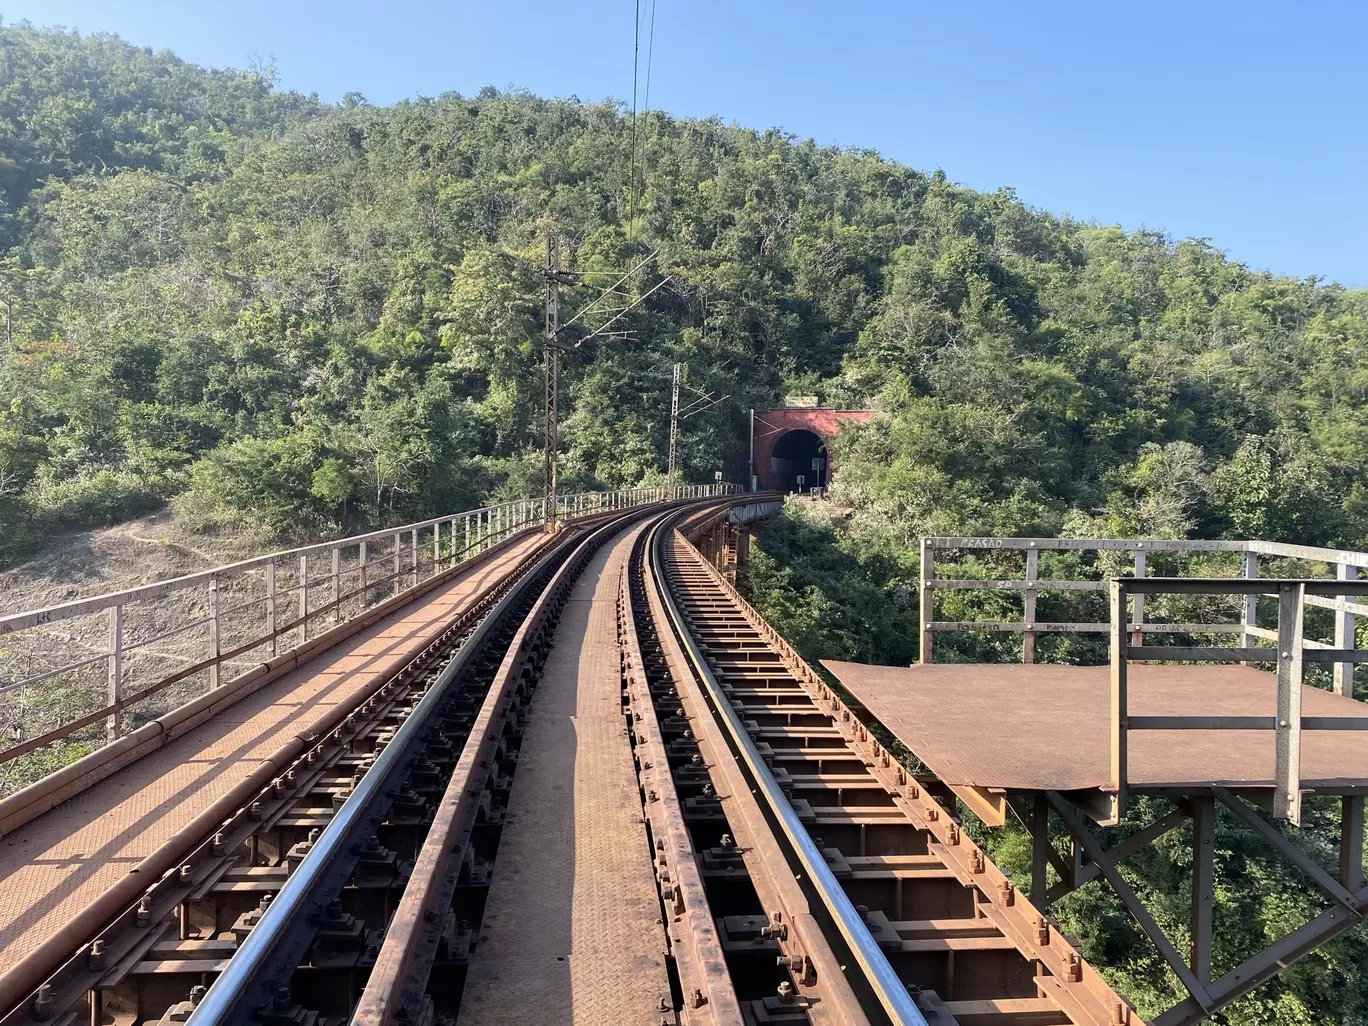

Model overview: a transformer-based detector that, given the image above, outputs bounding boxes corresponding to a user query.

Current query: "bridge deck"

[0,534,545,976]
[823,661,1368,793]
[458,524,672,1025]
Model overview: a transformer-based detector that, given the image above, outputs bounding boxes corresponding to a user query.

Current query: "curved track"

[0,497,1144,1026]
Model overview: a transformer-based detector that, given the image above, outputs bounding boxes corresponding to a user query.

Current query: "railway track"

[649,505,1141,1026]
[0,498,1143,1026]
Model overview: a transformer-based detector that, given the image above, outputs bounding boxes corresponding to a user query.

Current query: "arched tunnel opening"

[770,429,827,493]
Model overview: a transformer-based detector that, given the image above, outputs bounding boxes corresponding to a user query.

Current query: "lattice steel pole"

[543,233,560,531]
[667,362,680,499]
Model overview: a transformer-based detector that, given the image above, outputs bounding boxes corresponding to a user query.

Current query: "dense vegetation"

[5,23,1368,566]
[1,22,1365,1023]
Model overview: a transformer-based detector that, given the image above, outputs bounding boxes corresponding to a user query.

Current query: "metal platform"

[0,535,544,978]
[458,526,672,1026]
[824,661,1368,797]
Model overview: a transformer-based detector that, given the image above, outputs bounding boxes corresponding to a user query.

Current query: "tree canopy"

[3,22,1368,566]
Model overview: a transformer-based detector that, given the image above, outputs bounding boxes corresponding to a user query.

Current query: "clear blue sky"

[6,1,1366,286]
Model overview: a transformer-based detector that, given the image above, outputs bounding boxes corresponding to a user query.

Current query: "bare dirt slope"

[0,513,259,617]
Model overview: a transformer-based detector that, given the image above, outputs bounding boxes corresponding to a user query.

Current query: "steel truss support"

[1042,789,1367,1026]
[1015,797,1188,907]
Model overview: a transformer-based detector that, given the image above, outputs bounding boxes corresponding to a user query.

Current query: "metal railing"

[1110,576,1368,825]
[919,535,1368,825]
[920,536,1367,686]
[0,484,736,781]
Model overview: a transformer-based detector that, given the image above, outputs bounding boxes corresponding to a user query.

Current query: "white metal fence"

[0,484,736,779]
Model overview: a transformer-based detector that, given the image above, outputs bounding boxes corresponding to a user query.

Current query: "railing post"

[265,561,277,657]
[919,538,934,664]
[107,604,124,741]
[208,577,221,688]
[1110,578,1129,822]
[358,542,368,610]
[1334,562,1357,698]
[331,547,341,623]
[393,532,402,593]
[1023,544,1038,665]
[1274,583,1306,824]
[449,520,458,569]
[410,529,419,588]
[464,516,471,560]
[1132,545,1146,649]
[1190,794,1216,983]
[299,555,309,646]
[1241,549,1259,665]
[433,523,441,577]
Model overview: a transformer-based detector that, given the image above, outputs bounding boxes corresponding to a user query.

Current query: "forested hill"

[3,22,1368,566]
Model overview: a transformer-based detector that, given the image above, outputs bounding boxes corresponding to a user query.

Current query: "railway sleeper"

[661,534,1140,1026]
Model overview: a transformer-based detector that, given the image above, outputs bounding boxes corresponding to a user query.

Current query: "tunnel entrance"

[770,429,827,493]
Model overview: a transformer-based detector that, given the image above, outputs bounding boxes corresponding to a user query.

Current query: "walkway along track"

[649,506,1145,1026]
[0,504,673,1026]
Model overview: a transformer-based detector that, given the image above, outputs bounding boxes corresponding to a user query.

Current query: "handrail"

[0,483,738,787]
[920,534,1366,673]
[1107,576,1368,827]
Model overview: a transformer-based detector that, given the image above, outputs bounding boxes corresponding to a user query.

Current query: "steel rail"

[190,503,681,1026]
[636,509,871,1026]
[0,533,554,1026]
[183,516,604,1026]
[619,517,746,1026]
[648,508,928,1026]
[347,504,668,1026]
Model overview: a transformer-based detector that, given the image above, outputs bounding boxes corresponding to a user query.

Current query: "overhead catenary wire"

[643,0,658,117]
[627,0,659,243]
[627,0,641,240]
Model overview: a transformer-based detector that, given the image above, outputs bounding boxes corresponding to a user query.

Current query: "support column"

[1274,584,1306,824]
[1132,546,1146,650]
[331,547,341,623]
[1241,550,1258,666]
[208,578,221,688]
[1032,795,1049,902]
[265,561,277,657]
[1190,795,1216,983]
[299,555,309,646]
[1110,580,1129,821]
[1342,795,1365,892]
